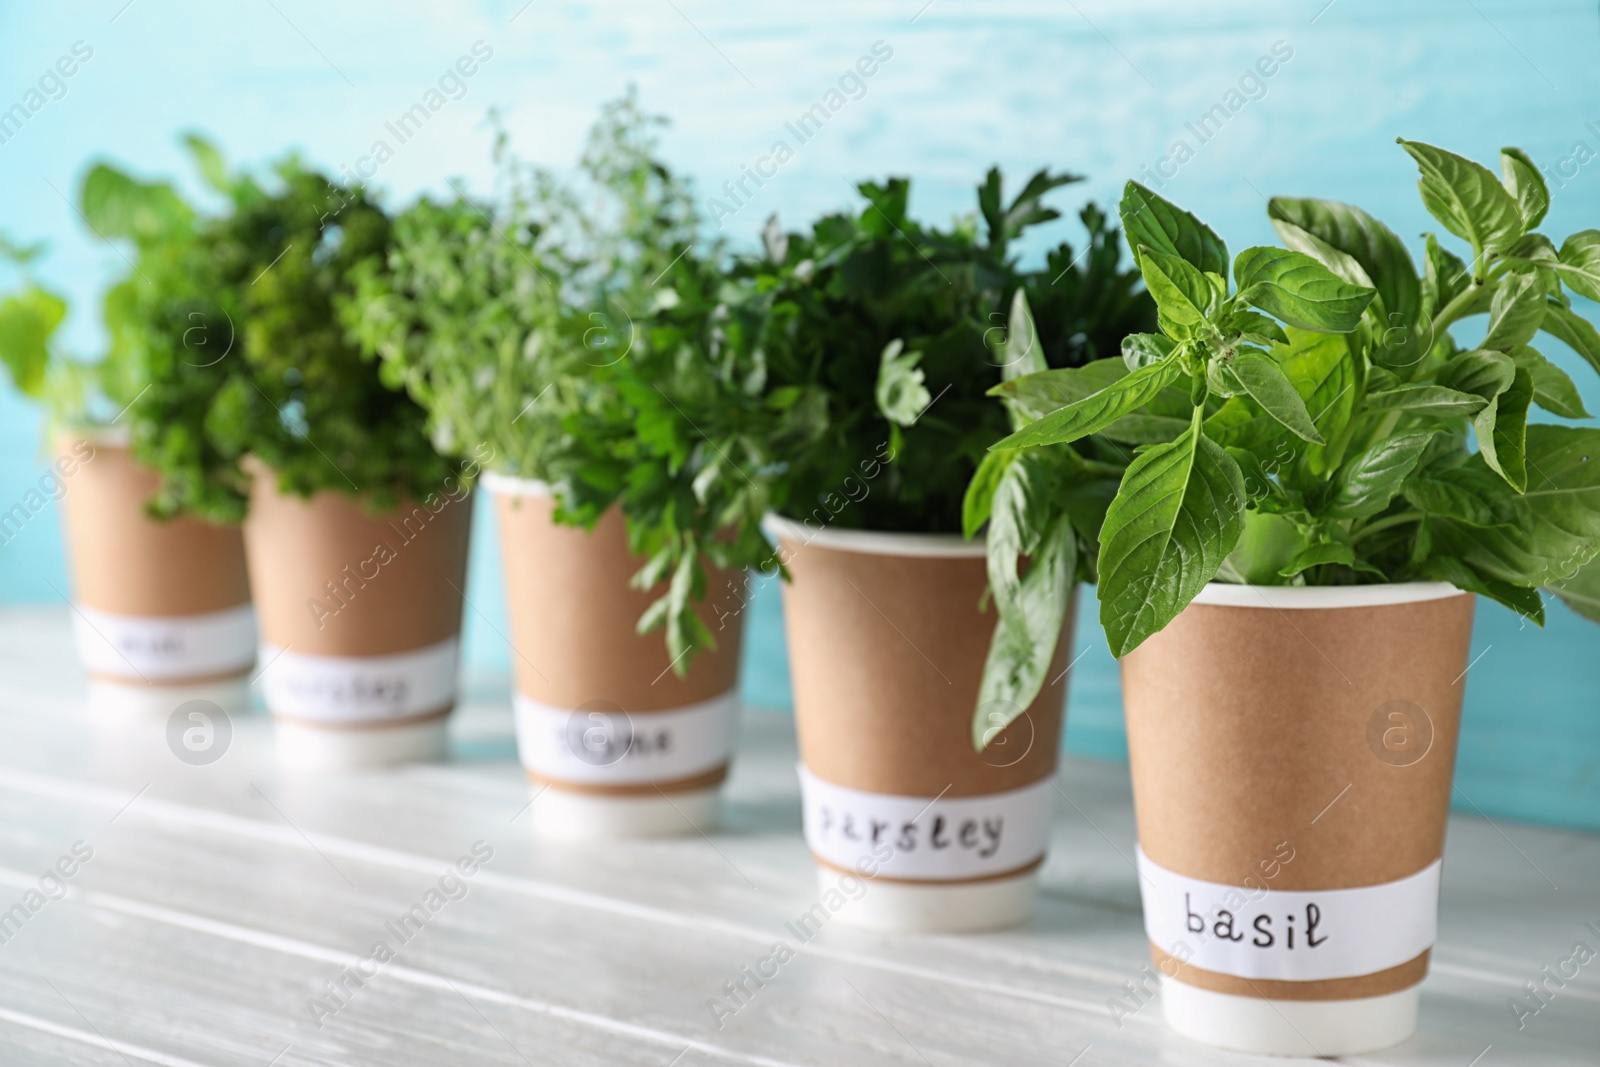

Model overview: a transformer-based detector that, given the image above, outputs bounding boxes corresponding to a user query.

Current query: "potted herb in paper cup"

[348,96,769,833]
[3,164,257,715]
[983,141,1600,1054]
[114,145,469,768]
[720,170,1153,931]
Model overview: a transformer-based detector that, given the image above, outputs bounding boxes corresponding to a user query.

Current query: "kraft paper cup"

[486,474,745,839]
[1120,581,1475,1057]
[55,433,256,716]
[243,462,471,770]
[767,514,1074,934]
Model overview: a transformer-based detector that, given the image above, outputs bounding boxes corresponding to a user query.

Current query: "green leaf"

[1279,540,1355,578]
[1547,555,1600,623]
[1226,350,1323,443]
[992,355,1184,450]
[1398,139,1524,254]
[1216,510,1309,583]
[1324,431,1433,519]
[1119,181,1228,276]
[992,288,1047,384]
[1364,384,1488,417]
[1099,412,1191,445]
[1138,245,1215,338]
[1481,270,1545,350]
[963,448,1013,540]
[875,339,932,427]
[1422,232,1472,318]
[0,287,67,398]
[1500,148,1550,230]
[1221,309,1291,348]
[1267,197,1421,332]
[77,164,194,245]
[1404,465,1520,527]
[989,358,1128,422]
[182,132,230,194]
[1418,556,1544,624]
[1539,299,1600,378]
[1474,366,1533,493]
[974,450,1077,748]
[1121,332,1176,370]
[1555,230,1600,302]
[1432,426,1600,587]
[0,233,45,265]
[1438,348,1516,401]
[1097,418,1245,657]
[1233,246,1375,333]
[1512,345,1590,418]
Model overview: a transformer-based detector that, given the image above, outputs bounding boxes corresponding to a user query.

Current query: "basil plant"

[973,139,1600,745]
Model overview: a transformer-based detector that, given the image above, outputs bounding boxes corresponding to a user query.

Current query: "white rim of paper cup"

[528,785,721,840]
[479,471,553,498]
[1160,978,1419,1057]
[762,513,986,559]
[1191,581,1465,610]
[819,867,1037,933]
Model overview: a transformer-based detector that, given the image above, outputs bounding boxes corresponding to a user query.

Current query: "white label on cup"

[514,691,739,786]
[799,766,1055,882]
[72,604,256,681]
[259,637,459,724]
[1137,846,1442,982]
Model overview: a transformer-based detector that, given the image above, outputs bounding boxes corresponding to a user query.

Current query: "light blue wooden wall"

[1,0,1596,830]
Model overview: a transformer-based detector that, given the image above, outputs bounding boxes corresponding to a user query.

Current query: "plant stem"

[1353,509,1423,542]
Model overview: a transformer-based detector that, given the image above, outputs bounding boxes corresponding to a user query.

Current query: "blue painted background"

[1,1,1596,830]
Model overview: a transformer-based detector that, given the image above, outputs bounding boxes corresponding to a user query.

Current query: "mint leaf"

[1399,139,1524,254]
[0,286,66,398]
[1120,181,1228,276]
[1233,246,1375,333]
[875,339,932,427]
[1098,420,1244,657]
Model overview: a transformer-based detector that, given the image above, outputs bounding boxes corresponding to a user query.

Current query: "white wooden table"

[0,606,1595,1066]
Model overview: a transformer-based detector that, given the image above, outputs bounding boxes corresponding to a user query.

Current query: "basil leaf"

[962,448,1013,540]
[1324,431,1433,519]
[1227,350,1323,443]
[1220,309,1290,348]
[1204,395,1286,452]
[1422,232,1472,316]
[1398,139,1524,253]
[1438,348,1516,401]
[1364,384,1488,417]
[1268,196,1421,332]
[1500,147,1550,230]
[1433,426,1600,587]
[1548,555,1600,623]
[1122,331,1176,370]
[1540,299,1600,377]
[875,339,932,426]
[1120,180,1229,276]
[1556,230,1600,302]
[1512,345,1590,419]
[974,452,1076,748]
[992,353,1183,450]
[1279,540,1356,579]
[988,358,1128,422]
[1474,365,1534,492]
[1482,271,1545,350]
[992,289,1047,385]
[1099,413,1191,445]
[1098,421,1244,657]
[1418,556,1544,624]
[1233,246,1375,333]
[1139,245,1215,339]
[1403,465,1519,527]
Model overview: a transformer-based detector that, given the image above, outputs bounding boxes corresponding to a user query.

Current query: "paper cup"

[1120,582,1475,1057]
[243,463,471,769]
[55,435,255,714]
[487,474,745,838]
[768,514,1074,934]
